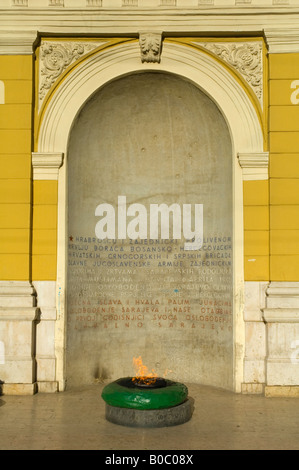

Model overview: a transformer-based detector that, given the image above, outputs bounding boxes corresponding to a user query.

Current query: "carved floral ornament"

[39,40,105,108]
[192,41,263,106]
[38,38,263,110]
[139,32,163,63]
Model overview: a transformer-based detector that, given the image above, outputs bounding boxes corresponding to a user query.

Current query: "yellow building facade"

[0,1,299,396]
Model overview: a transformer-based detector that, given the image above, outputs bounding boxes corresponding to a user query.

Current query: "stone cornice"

[264,28,299,53]
[1,8,299,33]
[0,30,37,54]
[0,9,299,54]
[32,152,64,180]
[238,152,269,180]
[262,309,299,323]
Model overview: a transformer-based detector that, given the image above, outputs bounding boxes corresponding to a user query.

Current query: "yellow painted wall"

[0,56,33,281]
[0,55,58,282]
[244,180,269,281]
[269,53,299,281]
[1,49,299,284]
[32,181,58,281]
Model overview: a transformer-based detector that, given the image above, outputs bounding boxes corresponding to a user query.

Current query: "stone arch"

[38,41,264,154]
[35,39,265,392]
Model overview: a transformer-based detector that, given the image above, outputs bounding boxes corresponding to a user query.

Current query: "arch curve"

[37,39,264,392]
[37,40,264,155]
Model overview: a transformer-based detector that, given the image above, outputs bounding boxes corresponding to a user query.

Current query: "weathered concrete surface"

[67,72,233,390]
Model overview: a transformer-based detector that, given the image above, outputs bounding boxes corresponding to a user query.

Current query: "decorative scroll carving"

[139,32,162,63]
[39,41,102,106]
[194,41,263,105]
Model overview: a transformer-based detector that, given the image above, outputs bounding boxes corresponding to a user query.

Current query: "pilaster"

[241,281,268,394]
[262,282,299,396]
[0,281,40,395]
[33,281,58,393]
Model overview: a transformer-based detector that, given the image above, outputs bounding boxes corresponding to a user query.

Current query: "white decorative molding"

[193,41,263,107]
[262,282,299,388]
[139,32,163,63]
[32,152,64,180]
[1,10,299,51]
[265,29,299,54]
[242,281,268,393]
[122,0,138,6]
[11,0,28,6]
[0,281,37,307]
[238,152,269,180]
[0,30,36,54]
[0,308,39,322]
[39,40,104,108]
[263,282,299,314]
[161,0,176,5]
[38,41,264,155]
[266,282,299,301]
[198,0,214,4]
[86,0,102,5]
[263,309,299,323]
[49,0,64,6]
[0,281,40,395]
[34,281,58,393]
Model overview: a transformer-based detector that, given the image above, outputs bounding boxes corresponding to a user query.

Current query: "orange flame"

[132,356,158,385]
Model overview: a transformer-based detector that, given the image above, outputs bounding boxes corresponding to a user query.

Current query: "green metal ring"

[101,378,188,410]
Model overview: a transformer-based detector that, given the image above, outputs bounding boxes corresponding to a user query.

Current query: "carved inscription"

[68,235,232,332]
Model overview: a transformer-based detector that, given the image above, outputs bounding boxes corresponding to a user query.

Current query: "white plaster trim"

[0,11,299,54]
[0,307,39,321]
[242,281,267,387]
[263,282,299,322]
[139,31,162,63]
[86,0,102,6]
[0,30,36,54]
[0,281,36,307]
[265,281,299,309]
[265,28,299,53]
[32,152,64,180]
[238,152,269,180]
[38,42,264,153]
[192,40,263,107]
[266,281,299,297]
[11,0,28,5]
[0,9,299,49]
[244,281,268,322]
[38,40,107,110]
[263,309,299,323]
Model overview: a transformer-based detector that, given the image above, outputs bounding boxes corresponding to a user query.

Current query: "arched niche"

[66,71,234,389]
[35,40,264,392]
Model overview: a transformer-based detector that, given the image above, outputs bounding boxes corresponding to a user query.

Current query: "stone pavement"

[1,383,299,450]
